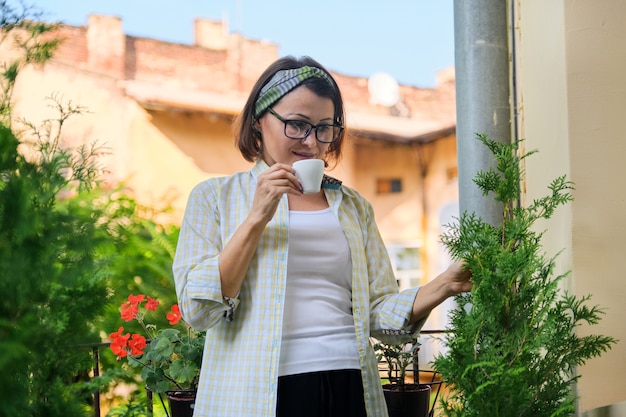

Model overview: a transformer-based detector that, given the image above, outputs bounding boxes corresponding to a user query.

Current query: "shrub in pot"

[433,134,616,417]
[372,333,431,417]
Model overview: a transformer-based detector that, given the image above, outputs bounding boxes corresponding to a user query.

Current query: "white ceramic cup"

[293,159,325,194]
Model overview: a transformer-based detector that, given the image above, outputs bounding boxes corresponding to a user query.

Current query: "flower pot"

[166,389,196,417]
[382,383,431,417]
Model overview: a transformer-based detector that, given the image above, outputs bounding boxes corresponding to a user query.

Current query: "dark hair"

[234,56,346,167]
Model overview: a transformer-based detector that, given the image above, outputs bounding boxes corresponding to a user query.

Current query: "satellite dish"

[368,72,400,107]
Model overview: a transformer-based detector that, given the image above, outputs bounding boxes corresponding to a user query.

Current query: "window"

[376,178,402,194]
[386,242,423,290]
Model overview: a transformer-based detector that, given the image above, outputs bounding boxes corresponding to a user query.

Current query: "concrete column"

[454,1,512,224]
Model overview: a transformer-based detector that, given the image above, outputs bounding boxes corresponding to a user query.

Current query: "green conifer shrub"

[1,3,183,415]
[433,134,616,416]
[0,84,111,416]
[0,4,110,416]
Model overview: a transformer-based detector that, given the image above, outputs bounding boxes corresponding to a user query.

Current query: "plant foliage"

[0,3,182,415]
[108,294,205,394]
[433,134,616,417]
[0,5,110,415]
[372,334,420,388]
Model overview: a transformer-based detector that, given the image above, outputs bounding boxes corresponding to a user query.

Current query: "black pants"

[276,369,367,417]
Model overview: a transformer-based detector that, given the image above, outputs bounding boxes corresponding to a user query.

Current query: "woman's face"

[257,86,334,166]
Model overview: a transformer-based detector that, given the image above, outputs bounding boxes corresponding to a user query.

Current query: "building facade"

[4,15,458,298]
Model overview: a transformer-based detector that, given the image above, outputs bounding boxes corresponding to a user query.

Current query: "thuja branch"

[433,134,616,417]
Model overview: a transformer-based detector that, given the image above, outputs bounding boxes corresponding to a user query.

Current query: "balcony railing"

[78,330,449,417]
[74,341,157,417]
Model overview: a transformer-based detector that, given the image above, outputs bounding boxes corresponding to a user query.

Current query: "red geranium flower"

[121,302,140,322]
[127,293,145,305]
[128,334,147,355]
[145,296,160,311]
[166,304,182,325]
[108,326,126,341]
[108,327,131,359]
[107,294,205,394]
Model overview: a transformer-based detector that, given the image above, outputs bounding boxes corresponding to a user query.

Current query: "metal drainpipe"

[453,0,513,225]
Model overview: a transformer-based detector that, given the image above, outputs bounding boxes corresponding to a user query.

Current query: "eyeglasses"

[267,107,343,143]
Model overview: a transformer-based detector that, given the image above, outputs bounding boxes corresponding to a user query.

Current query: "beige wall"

[517,0,626,412]
[11,64,216,216]
[143,110,253,211]
[346,136,458,286]
[353,140,424,241]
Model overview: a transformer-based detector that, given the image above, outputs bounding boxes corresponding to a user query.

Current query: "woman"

[172,56,471,417]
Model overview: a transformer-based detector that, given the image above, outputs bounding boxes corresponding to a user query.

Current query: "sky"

[30,0,455,88]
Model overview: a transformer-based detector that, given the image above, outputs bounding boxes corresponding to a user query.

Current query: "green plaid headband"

[254,66,336,118]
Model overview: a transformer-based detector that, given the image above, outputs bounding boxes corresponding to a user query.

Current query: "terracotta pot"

[382,383,431,417]
[166,389,196,417]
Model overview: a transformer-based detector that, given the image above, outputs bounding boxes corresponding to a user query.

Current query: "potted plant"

[108,293,205,417]
[372,332,432,417]
[433,134,616,416]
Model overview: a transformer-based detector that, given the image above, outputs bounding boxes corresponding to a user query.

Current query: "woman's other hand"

[409,260,472,324]
[443,260,473,297]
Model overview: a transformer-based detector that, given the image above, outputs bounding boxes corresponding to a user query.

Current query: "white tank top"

[278,208,360,377]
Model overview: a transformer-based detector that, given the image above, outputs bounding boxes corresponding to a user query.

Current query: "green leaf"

[169,359,198,385]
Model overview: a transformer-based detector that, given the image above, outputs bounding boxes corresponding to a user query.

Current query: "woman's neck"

[288,192,329,211]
